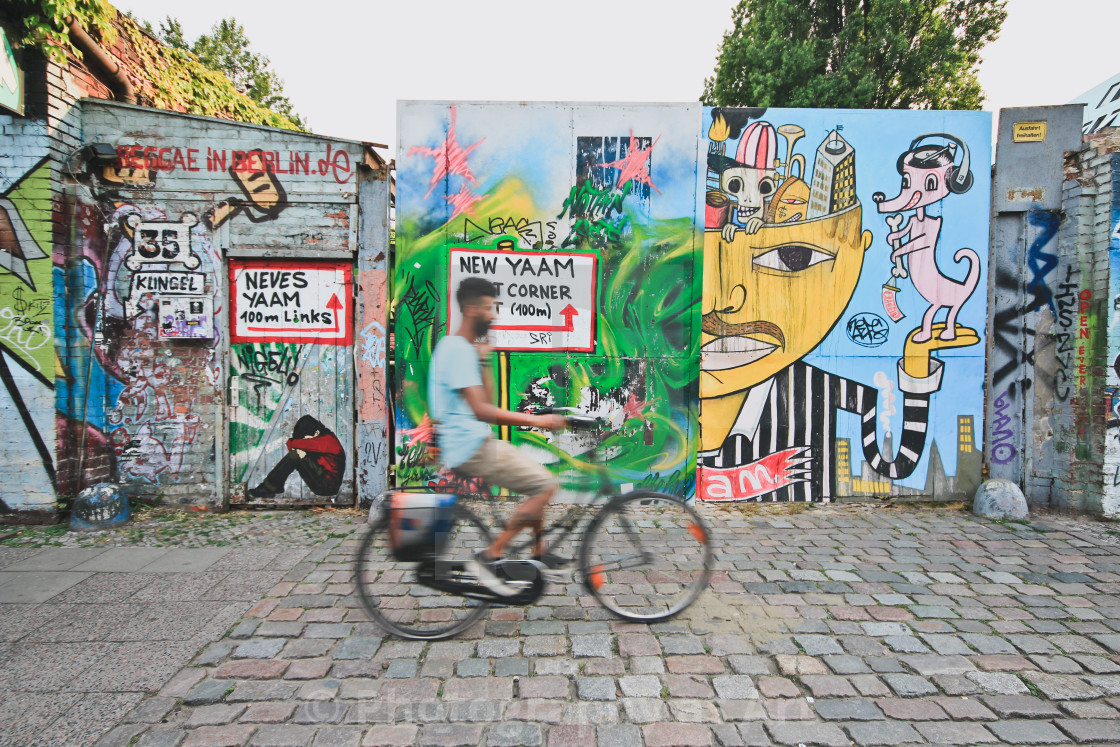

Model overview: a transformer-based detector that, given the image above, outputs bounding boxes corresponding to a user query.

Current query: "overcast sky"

[122,0,1118,152]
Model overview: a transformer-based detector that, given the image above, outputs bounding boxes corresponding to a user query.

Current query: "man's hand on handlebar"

[534,414,570,431]
[525,406,600,431]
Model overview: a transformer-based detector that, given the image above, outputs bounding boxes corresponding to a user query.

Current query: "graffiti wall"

[0,118,56,514]
[60,101,368,507]
[394,103,703,499]
[1103,153,1120,519]
[985,107,1110,513]
[394,103,989,503]
[697,108,990,502]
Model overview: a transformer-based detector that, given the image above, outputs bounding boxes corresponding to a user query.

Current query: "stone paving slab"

[0,570,93,602]
[2,547,108,570]
[70,547,176,572]
[4,503,1120,745]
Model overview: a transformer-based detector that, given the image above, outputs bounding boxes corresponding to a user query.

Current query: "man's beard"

[473,317,491,337]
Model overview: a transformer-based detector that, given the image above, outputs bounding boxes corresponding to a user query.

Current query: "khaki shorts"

[454,438,555,497]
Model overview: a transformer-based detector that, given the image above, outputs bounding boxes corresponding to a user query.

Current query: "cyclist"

[429,277,568,596]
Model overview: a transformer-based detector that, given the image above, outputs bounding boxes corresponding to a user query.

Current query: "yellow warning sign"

[1013,121,1047,143]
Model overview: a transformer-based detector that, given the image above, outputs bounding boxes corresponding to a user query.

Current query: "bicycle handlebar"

[526,406,600,430]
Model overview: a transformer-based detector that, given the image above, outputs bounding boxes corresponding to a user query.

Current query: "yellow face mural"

[700,203,873,401]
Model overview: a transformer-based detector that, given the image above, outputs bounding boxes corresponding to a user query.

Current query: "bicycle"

[353,408,713,639]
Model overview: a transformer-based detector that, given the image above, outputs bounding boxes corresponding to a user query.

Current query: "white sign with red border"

[230,260,352,345]
[448,247,597,352]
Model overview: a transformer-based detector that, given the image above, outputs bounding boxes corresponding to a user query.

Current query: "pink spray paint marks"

[446,183,483,220]
[599,131,661,195]
[408,106,485,200]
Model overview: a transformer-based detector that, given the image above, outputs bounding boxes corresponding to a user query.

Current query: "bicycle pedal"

[494,558,544,586]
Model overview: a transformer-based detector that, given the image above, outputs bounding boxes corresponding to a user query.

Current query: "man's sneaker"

[466,551,519,597]
[247,484,277,498]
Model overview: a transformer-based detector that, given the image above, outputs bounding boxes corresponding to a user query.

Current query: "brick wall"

[1048,147,1112,512]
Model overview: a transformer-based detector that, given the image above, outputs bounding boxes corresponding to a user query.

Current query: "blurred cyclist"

[429,277,567,596]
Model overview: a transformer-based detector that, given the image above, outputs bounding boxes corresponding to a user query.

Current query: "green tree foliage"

[160,17,307,129]
[157,16,186,50]
[702,0,1008,110]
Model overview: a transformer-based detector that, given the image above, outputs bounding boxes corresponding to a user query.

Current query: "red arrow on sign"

[490,304,578,333]
[326,293,343,335]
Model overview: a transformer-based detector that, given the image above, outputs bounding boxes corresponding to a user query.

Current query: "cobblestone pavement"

[6,503,1120,746]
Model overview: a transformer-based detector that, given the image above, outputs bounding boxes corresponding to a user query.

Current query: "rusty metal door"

[227,259,354,506]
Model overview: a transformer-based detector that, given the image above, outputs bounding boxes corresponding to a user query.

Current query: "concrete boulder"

[973,478,1028,520]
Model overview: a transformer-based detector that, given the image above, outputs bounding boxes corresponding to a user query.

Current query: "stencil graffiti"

[246,415,346,499]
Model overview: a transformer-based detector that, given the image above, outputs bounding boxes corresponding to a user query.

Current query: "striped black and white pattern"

[700,362,931,502]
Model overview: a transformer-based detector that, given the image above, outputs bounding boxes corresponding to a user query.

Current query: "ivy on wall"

[6,0,303,131]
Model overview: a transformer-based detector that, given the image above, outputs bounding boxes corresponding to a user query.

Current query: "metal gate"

[227,259,354,506]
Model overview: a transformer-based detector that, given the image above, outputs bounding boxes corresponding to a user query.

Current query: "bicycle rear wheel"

[354,503,491,639]
[579,491,711,623]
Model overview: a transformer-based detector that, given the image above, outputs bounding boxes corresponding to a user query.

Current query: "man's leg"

[484,485,556,560]
[458,438,559,597]
[476,439,557,560]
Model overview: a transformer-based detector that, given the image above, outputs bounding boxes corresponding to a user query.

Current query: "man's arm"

[460,385,566,430]
[480,357,496,404]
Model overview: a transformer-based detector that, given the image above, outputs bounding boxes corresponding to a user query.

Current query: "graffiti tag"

[990,390,1017,465]
[846,312,889,347]
[0,306,51,368]
[1026,210,1061,315]
[360,321,387,370]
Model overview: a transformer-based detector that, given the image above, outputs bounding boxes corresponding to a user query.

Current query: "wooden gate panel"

[228,260,354,506]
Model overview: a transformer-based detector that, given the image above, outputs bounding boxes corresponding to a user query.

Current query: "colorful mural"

[59,197,222,492]
[697,107,989,502]
[394,103,703,498]
[46,102,372,510]
[394,103,988,503]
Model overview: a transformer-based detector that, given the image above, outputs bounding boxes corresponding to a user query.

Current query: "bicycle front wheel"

[354,504,491,640]
[579,491,712,623]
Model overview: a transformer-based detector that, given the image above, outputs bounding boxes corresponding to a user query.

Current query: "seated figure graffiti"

[248,415,346,498]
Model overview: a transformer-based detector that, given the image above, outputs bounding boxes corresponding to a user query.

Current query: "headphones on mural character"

[896,133,974,194]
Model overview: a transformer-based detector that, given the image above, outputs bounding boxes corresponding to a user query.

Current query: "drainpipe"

[66,16,136,105]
